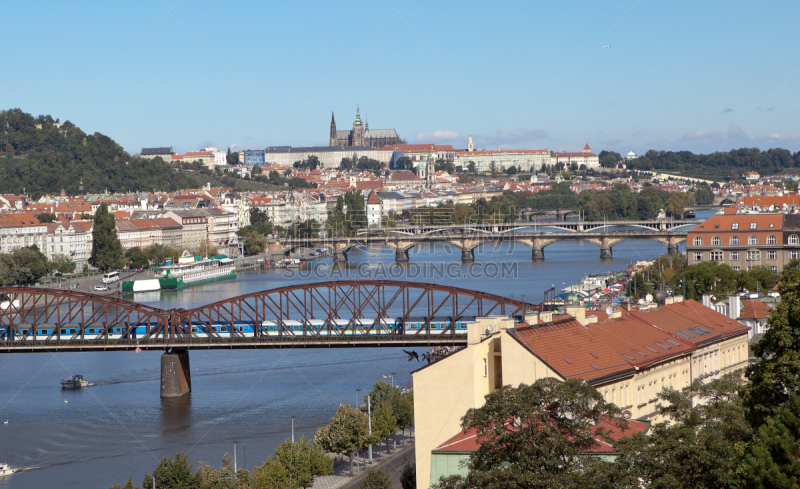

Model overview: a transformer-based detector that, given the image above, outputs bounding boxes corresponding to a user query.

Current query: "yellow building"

[412,298,750,489]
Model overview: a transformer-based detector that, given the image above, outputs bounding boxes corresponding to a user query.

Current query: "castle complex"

[329,105,404,148]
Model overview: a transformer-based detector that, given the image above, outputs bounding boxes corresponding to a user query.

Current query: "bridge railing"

[0,333,468,351]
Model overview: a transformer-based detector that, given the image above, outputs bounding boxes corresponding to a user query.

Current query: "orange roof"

[367,191,381,205]
[435,415,649,453]
[456,149,549,156]
[688,213,784,239]
[738,298,772,320]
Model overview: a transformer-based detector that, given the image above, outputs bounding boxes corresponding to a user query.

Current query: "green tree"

[400,463,416,489]
[251,165,263,176]
[125,247,149,269]
[372,401,397,454]
[611,374,750,489]
[741,266,800,427]
[359,467,391,489]
[50,254,76,274]
[89,202,124,271]
[106,477,138,489]
[274,436,333,488]
[737,265,779,293]
[684,261,738,298]
[784,179,798,192]
[467,161,476,173]
[252,457,290,489]
[34,212,57,223]
[142,244,182,267]
[0,254,31,285]
[11,246,51,281]
[314,405,369,476]
[142,452,200,489]
[244,233,267,255]
[433,378,627,489]
[740,393,800,488]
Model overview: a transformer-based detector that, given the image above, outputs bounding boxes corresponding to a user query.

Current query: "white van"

[102,271,120,284]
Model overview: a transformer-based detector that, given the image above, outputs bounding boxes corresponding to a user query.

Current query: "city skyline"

[2,1,799,156]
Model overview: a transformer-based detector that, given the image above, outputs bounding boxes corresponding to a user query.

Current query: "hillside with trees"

[626,147,800,181]
[0,109,197,198]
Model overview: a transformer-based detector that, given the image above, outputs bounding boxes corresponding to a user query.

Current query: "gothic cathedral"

[329,105,404,148]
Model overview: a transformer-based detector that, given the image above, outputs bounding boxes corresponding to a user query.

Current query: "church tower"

[352,105,365,146]
[329,112,337,146]
[467,136,474,152]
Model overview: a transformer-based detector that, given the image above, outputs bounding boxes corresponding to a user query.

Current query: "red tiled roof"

[738,298,772,320]
[434,416,649,453]
[367,191,381,205]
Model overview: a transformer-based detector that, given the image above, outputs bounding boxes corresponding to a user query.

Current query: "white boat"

[61,374,89,389]
[0,463,13,476]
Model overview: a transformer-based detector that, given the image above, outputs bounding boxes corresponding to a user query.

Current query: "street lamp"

[390,373,396,388]
[291,415,297,442]
[233,441,239,481]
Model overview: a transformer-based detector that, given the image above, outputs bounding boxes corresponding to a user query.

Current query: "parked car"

[94,285,109,291]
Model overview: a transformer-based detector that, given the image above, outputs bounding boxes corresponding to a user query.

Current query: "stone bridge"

[272,229,689,262]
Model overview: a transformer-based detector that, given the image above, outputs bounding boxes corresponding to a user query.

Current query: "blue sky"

[2,0,799,156]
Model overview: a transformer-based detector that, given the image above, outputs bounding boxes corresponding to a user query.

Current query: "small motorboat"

[60,374,89,389]
[0,463,13,476]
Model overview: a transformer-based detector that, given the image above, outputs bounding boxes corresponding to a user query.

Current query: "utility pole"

[368,395,373,463]
[233,441,239,482]
[292,416,297,442]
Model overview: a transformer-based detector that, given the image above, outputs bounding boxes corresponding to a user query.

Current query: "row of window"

[693,234,798,246]
[695,250,798,262]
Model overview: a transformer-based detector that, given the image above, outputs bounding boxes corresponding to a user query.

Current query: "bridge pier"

[333,251,348,263]
[600,246,613,259]
[395,249,409,262]
[531,247,544,260]
[161,348,191,398]
[461,249,475,262]
[667,243,679,255]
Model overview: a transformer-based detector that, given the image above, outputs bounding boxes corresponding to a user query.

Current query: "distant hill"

[0,109,197,198]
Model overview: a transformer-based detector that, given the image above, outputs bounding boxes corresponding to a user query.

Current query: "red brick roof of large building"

[737,193,800,209]
[434,416,649,453]
[688,213,784,241]
[390,170,420,182]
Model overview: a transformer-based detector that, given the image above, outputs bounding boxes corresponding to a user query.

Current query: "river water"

[0,216,709,488]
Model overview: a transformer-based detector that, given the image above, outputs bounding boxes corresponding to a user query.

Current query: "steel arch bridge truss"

[0,287,168,341]
[179,280,540,338]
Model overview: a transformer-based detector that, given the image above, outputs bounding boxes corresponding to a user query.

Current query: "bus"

[102,271,120,284]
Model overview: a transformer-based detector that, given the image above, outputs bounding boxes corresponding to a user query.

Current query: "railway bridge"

[0,281,541,397]
[274,228,690,262]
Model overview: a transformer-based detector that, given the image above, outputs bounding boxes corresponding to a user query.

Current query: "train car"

[397,316,476,334]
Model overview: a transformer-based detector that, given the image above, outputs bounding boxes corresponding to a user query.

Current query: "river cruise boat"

[61,374,89,389]
[121,253,236,293]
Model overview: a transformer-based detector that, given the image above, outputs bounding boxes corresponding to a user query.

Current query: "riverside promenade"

[312,429,415,489]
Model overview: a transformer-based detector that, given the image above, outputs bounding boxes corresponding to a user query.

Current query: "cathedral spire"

[365,115,369,131]
[354,104,363,125]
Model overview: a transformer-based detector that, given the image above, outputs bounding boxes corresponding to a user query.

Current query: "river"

[0,214,710,488]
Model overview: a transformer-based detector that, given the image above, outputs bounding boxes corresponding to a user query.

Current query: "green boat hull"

[121,270,236,292]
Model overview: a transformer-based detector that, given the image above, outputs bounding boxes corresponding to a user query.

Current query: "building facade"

[686,211,800,272]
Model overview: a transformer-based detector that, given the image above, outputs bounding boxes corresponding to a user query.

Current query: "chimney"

[60,189,66,198]
[729,295,741,320]
[539,310,553,323]
[565,304,586,325]
[702,294,713,308]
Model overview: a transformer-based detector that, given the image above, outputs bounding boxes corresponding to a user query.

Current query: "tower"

[352,104,365,147]
[467,136,473,152]
[329,112,337,146]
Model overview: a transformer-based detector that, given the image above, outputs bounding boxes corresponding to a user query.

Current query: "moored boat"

[61,374,89,389]
[121,253,236,292]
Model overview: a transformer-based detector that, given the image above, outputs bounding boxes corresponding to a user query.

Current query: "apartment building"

[164,210,208,251]
[686,211,800,272]
[411,299,749,489]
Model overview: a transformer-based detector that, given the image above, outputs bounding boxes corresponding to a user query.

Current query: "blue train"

[0,316,482,341]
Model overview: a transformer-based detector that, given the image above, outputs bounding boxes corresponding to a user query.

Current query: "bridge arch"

[181,280,541,337]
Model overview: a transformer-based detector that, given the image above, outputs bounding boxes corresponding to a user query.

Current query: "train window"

[60,329,66,335]
[192,327,198,333]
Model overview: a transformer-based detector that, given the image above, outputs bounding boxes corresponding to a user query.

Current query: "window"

[770,266,778,272]
[790,235,799,245]
[750,222,757,230]
[767,235,777,245]
[730,236,739,245]
[730,251,740,260]
[791,250,799,260]
[732,266,740,271]
[711,236,721,246]
[711,251,723,261]
[748,235,759,245]
[693,237,703,246]
[483,358,488,377]
[693,252,703,261]
[732,223,739,230]
[747,250,761,261]
[768,250,777,260]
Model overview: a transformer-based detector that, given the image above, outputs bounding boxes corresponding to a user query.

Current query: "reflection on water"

[161,394,192,433]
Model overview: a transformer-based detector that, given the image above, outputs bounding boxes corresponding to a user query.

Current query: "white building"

[366,192,382,227]
[551,144,600,169]
[454,149,551,172]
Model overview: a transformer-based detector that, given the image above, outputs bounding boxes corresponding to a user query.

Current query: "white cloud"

[415,130,462,143]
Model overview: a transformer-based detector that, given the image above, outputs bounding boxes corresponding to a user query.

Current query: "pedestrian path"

[312,430,414,489]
